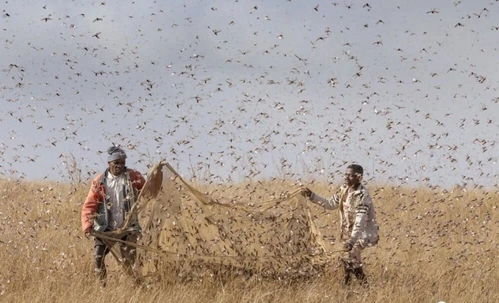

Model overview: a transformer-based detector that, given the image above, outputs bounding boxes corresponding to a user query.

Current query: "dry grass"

[0,178,497,303]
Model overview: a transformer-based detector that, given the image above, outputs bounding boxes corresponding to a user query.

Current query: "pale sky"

[1,0,498,188]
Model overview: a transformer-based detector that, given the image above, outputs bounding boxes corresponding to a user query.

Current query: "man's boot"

[95,267,107,287]
[95,257,107,287]
[342,261,353,285]
[353,267,368,286]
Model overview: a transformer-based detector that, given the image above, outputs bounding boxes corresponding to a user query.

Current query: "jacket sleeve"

[309,189,341,210]
[348,193,371,244]
[81,176,103,232]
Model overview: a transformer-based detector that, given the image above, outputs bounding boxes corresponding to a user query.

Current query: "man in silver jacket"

[300,164,379,285]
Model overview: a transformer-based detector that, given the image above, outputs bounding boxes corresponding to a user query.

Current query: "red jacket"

[81,169,145,232]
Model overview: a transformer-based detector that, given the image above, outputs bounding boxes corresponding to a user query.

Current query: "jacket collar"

[102,167,129,183]
[107,170,126,180]
[340,183,365,195]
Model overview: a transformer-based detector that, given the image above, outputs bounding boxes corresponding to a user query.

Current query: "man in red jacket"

[81,146,145,282]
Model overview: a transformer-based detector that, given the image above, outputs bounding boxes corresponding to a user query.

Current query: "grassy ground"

[0,179,497,303]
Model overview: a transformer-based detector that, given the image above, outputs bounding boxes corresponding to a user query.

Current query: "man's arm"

[81,177,102,233]
[129,169,146,191]
[347,193,371,245]
[308,189,341,210]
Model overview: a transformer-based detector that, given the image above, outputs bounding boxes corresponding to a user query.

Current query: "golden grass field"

[0,178,497,303]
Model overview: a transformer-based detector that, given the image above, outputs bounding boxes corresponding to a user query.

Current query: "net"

[110,162,335,280]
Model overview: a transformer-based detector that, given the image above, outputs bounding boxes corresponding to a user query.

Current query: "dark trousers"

[94,233,138,280]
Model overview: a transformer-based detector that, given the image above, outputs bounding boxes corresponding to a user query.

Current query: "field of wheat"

[0,177,497,303]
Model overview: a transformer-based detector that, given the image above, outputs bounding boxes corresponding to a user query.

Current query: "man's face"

[108,159,126,176]
[344,168,362,187]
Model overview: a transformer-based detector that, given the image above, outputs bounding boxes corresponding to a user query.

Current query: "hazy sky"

[1,0,498,188]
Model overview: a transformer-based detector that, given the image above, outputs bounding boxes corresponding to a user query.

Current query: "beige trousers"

[341,243,364,269]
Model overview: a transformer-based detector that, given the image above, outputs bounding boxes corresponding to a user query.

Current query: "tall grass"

[0,179,497,303]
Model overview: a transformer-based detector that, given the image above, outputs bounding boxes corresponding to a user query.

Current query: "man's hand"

[84,227,93,238]
[299,187,312,198]
[343,241,353,252]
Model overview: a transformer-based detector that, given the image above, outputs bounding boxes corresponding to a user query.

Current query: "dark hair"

[347,164,364,175]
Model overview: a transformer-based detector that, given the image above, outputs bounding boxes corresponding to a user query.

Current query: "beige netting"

[104,162,335,280]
